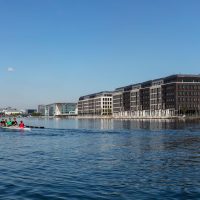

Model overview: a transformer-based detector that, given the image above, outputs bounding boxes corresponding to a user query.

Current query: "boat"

[1,126,31,131]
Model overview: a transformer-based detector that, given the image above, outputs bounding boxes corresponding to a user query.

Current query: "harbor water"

[0,118,200,199]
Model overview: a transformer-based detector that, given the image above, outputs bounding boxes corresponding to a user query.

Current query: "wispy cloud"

[7,67,14,72]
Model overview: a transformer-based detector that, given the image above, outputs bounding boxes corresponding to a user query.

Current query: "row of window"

[151,100,162,104]
[131,98,140,102]
[166,99,175,102]
[178,85,200,90]
[178,97,200,102]
[103,102,112,104]
[166,105,175,109]
[151,105,162,110]
[178,91,200,96]
[179,104,200,108]
[166,92,175,96]
[103,106,112,109]
[150,94,162,99]
[131,92,139,96]
[102,98,112,101]
[151,88,161,93]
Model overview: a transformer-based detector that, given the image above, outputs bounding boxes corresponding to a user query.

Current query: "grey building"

[113,74,200,117]
[38,105,45,116]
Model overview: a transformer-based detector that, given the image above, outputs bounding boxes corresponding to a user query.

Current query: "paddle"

[25,126,45,129]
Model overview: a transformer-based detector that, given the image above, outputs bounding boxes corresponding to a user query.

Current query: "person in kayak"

[0,119,6,127]
[19,121,25,128]
[12,118,18,126]
[4,119,7,126]
[6,118,12,127]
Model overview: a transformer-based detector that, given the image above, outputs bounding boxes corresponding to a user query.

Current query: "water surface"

[0,118,200,199]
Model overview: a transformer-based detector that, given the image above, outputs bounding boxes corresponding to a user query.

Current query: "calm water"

[0,118,200,200]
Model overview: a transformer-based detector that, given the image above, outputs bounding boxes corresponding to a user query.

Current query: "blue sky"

[0,0,200,109]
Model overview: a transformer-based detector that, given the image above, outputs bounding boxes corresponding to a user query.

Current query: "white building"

[44,103,77,117]
[78,91,113,116]
[1,108,22,115]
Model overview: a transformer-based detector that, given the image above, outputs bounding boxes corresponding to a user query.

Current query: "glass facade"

[45,103,77,116]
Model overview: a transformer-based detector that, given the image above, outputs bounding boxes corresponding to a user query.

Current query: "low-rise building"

[78,91,113,116]
[26,109,37,115]
[1,107,23,116]
[45,103,77,117]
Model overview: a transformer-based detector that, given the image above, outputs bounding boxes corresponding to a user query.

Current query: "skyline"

[0,0,200,109]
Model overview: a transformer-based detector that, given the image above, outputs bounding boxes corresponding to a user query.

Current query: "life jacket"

[7,121,12,126]
[19,123,25,128]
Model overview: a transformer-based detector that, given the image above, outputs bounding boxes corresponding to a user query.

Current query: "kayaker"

[0,119,6,127]
[12,118,18,126]
[19,121,25,128]
[6,118,12,127]
[4,119,7,126]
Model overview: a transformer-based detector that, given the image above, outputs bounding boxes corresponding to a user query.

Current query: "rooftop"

[114,74,200,91]
[79,91,113,100]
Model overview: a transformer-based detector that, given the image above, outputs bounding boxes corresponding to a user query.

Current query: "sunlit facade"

[113,74,200,117]
[45,103,77,117]
[78,91,113,116]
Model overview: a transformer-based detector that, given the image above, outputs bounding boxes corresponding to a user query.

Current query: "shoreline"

[30,115,200,121]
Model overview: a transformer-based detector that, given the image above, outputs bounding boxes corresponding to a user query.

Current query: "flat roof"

[114,74,200,90]
[79,91,113,100]
[46,103,77,106]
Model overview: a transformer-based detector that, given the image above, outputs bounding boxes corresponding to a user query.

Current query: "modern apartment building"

[45,103,77,117]
[78,91,113,116]
[113,74,200,117]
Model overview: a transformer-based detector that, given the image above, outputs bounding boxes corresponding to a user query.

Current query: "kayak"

[1,126,31,131]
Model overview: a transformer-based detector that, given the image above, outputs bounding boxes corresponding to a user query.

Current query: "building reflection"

[74,118,200,131]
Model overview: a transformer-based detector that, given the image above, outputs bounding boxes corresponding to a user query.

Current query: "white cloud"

[7,67,14,72]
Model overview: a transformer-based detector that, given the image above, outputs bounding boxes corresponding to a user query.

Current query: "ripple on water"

[0,121,200,199]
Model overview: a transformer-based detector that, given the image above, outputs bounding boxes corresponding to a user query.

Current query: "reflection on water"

[23,117,200,131]
[1,118,200,199]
